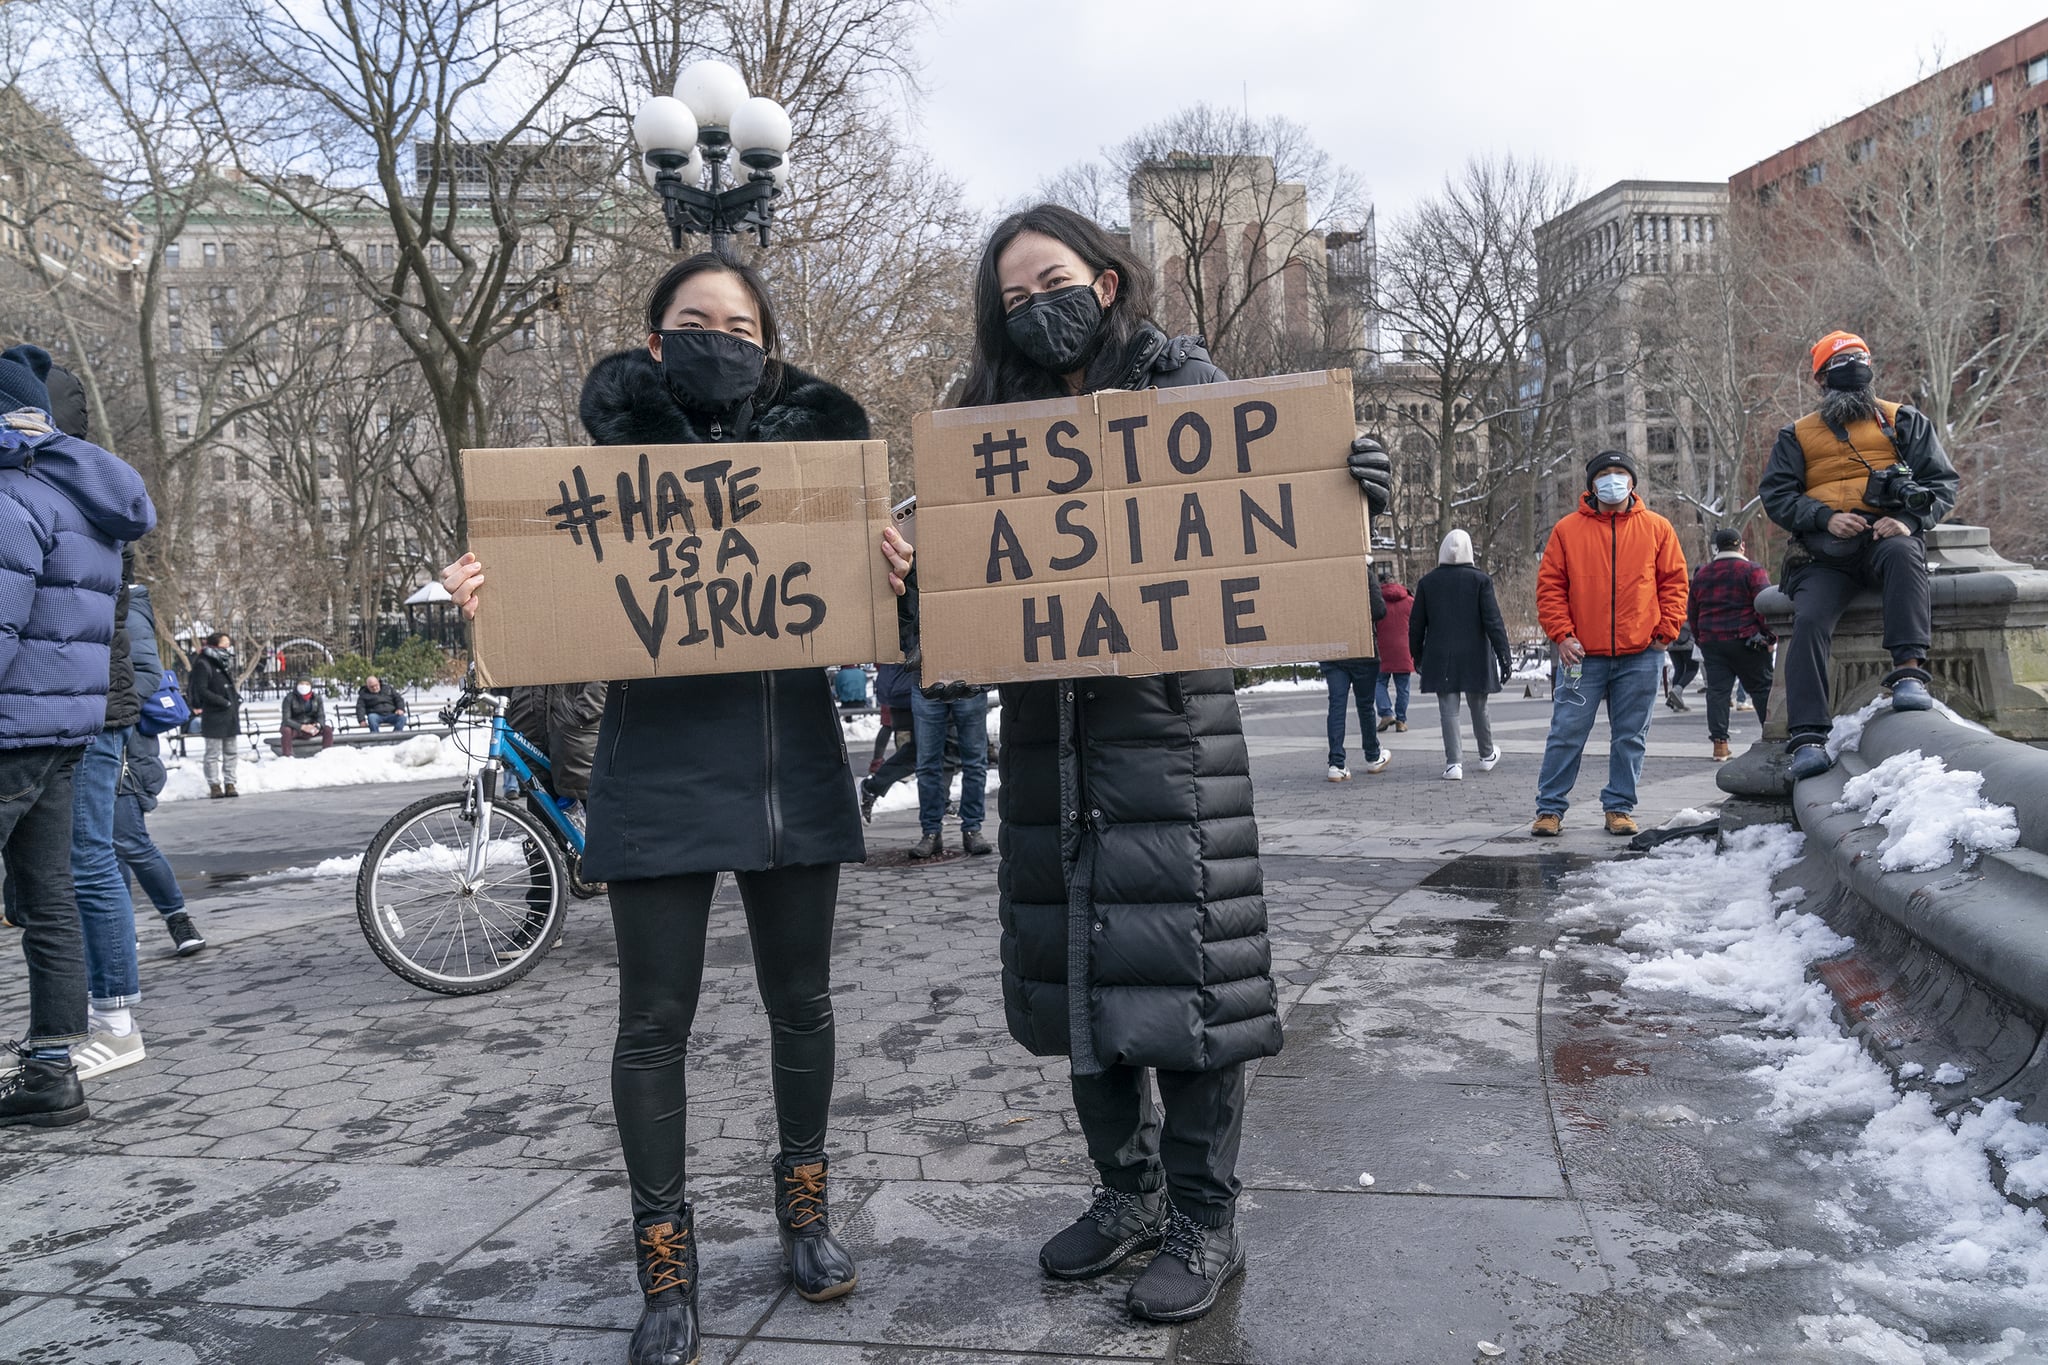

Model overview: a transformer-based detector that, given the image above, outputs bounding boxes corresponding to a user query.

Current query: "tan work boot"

[1530,813,1563,837]
[1712,739,1731,762]
[1604,811,1638,836]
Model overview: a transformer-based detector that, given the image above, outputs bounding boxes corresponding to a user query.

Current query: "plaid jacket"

[1687,554,1774,644]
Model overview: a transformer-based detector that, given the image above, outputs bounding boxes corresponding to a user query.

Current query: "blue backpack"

[137,675,193,737]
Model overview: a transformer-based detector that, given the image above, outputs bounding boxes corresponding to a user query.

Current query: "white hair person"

[1439,529,1474,565]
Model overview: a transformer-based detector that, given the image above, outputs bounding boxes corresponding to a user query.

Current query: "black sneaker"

[0,1046,89,1128]
[859,780,878,824]
[1039,1185,1167,1280]
[1126,1207,1245,1323]
[165,912,206,956]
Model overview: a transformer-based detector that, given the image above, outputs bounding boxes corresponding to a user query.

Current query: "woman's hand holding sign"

[444,552,486,620]
[880,525,915,598]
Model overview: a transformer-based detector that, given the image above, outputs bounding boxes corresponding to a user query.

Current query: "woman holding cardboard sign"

[879,204,1393,1324]
[445,252,866,1365]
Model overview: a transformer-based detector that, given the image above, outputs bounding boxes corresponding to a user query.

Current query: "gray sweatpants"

[1437,691,1494,765]
[202,736,239,787]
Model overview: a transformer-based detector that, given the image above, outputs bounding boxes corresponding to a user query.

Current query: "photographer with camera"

[1760,331,1958,781]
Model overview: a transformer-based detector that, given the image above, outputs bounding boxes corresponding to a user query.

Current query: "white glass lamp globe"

[641,146,704,188]
[675,60,749,130]
[633,96,698,169]
[730,97,792,161]
[768,159,791,190]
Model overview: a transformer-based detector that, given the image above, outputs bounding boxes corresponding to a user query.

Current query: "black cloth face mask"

[1822,357,1873,392]
[656,328,766,413]
[1004,282,1106,373]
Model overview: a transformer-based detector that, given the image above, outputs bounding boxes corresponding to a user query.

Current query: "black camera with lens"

[1865,464,1936,516]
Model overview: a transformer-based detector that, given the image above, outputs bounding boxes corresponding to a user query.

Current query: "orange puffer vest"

[1792,399,1902,516]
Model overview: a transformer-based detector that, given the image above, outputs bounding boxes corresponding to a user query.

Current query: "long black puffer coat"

[574,348,869,882]
[188,646,240,739]
[994,326,1284,1076]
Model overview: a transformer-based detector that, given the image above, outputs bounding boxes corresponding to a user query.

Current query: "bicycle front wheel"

[356,791,569,994]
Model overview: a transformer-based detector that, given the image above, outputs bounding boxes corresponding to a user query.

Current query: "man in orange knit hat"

[1759,332,1958,782]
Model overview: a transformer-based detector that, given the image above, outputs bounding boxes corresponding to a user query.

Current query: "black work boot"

[908,831,943,859]
[960,827,992,856]
[773,1154,858,1301]
[628,1208,700,1365]
[858,780,878,824]
[1039,1185,1167,1280]
[1126,1205,1245,1323]
[0,1046,89,1128]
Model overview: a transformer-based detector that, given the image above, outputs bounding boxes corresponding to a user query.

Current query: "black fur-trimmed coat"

[573,348,871,882]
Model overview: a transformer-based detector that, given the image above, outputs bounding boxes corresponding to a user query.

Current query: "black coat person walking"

[879,204,1394,1325]
[445,253,865,1365]
[185,634,241,798]
[1410,530,1514,780]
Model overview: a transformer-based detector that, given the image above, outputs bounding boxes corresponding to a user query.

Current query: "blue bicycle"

[355,679,601,994]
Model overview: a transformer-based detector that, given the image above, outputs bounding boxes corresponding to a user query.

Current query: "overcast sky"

[911,0,2048,224]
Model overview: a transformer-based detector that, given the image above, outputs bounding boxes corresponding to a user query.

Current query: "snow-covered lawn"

[160,729,479,802]
[1556,827,2048,1361]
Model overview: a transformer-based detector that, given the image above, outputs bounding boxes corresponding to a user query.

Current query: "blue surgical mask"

[1593,473,1632,505]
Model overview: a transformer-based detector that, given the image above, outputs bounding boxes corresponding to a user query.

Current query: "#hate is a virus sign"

[912,370,1376,684]
[462,439,896,686]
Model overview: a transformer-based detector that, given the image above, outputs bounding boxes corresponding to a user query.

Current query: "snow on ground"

[1554,828,2048,1362]
[1240,675,1326,694]
[1833,750,2020,873]
[160,728,482,803]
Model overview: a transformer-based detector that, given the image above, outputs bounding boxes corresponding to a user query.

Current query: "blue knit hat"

[0,344,53,414]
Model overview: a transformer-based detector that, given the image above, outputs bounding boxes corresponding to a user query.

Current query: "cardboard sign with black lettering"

[461,441,895,686]
[912,370,1374,683]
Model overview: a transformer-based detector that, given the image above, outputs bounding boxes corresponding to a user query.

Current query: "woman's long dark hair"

[644,251,785,400]
[959,203,1157,407]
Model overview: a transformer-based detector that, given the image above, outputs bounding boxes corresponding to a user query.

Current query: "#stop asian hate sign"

[461,440,896,686]
[912,371,1377,684]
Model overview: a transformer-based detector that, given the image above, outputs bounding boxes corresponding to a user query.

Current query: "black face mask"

[1822,358,1872,392]
[1004,282,1107,373]
[657,328,766,413]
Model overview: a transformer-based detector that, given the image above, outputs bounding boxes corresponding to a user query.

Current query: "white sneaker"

[1443,763,1464,781]
[73,1028,145,1079]
[1479,748,1503,771]
[1326,766,1351,782]
[1363,751,1393,775]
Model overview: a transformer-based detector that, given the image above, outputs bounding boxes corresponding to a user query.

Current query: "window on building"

[271,498,286,524]
[1646,426,1678,455]
[167,322,183,353]
[320,498,334,525]
[235,454,251,480]
[166,286,182,312]
[1692,426,1711,453]
[2028,109,2043,175]
[202,241,217,268]
[1606,397,1626,426]
[316,452,332,479]
[1847,134,1876,164]
[234,418,248,439]
[2030,55,2048,87]
[221,241,237,267]
[173,374,188,401]
[269,454,284,478]
[1966,80,1995,114]
[176,415,191,438]
[209,323,225,349]
[164,242,180,269]
[212,457,227,483]
[1803,162,1825,186]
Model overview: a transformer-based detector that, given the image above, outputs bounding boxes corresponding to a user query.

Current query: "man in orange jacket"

[1531,451,1689,837]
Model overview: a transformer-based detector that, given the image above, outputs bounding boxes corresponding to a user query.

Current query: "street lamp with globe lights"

[634,59,792,254]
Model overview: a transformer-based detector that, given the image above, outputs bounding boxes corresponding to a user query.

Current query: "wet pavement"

[5,688,2022,1362]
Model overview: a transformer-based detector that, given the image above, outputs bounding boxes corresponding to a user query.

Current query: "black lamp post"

[634,61,791,254]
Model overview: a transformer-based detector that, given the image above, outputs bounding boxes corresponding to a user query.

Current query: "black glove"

[1745,633,1774,652]
[1347,436,1392,516]
[919,680,979,701]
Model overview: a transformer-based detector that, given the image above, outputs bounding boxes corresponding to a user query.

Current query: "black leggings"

[609,863,839,1221]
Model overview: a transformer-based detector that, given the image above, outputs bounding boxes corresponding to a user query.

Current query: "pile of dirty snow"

[1833,750,2020,873]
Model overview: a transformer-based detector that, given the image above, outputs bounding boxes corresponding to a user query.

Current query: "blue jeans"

[366,712,406,732]
[0,745,88,1047]
[114,793,184,917]
[1535,650,1661,817]
[1375,671,1411,722]
[1321,660,1382,769]
[74,728,140,1009]
[912,690,988,836]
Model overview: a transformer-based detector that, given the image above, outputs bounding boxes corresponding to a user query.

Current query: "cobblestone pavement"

[0,689,1757,1363]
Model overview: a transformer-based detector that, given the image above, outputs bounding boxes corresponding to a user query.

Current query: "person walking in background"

[0,342,156,1126]
[1319,569,1390,781]
[1374,578,1415,734]
[1662,623,1699,711]
[860,661,918,822]
[1410,531,1513,781]
[1690,527,1778,762]
[186,633,242,798]
[1531,451,1689,837]
[909,683,990,858]
[279,678,334,756]
[116,578,204,956]
[355,675,408,732]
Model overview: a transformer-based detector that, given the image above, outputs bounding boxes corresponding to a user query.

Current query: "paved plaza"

[1,688,1986,1363]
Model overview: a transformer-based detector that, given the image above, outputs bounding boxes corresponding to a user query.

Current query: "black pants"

[865,723,958,800]
[1784,533,1932,746]
[609,863,839,1222]
[1665,649,1699,692]
[1070,1062,1247,1227]
[0,746,87,1048]
[1699,638,1775,741]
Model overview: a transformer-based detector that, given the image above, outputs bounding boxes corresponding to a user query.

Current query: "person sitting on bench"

[280,678,334,755]
[356,676,408,733]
